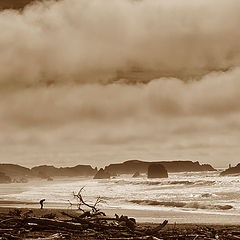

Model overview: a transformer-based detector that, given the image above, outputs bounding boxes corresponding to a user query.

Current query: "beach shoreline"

[1,172,240,226]
[0,205,240,226]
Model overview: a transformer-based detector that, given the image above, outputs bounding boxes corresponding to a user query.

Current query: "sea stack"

[93,168,110,179]
[147,164,168,178]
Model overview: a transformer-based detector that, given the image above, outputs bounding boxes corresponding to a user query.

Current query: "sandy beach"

[1,199,240,226]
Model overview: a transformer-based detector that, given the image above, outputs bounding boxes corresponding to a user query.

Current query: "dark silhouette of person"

[40,199,45,209]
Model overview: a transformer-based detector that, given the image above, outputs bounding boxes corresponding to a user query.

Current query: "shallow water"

[0,171,240,223]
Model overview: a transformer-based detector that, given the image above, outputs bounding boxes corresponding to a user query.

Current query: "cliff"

[0,160,215,180]
[220,163,240,176]
[105,160,216,175]
[0,163,96,180]
[0,164,31,178]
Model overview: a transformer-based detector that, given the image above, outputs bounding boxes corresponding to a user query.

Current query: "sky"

[0,0,240,168]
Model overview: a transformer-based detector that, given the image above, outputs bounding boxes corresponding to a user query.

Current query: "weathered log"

[229,235,240,240]
[0,228,14,233]
[25,233,65,240]
[60,212,128,231]
[146,220,168,234]
[232,232,240,236]
[1,233,22,240]
[88,217,118,221]
[26,217,83,230]
[108,237,162,240]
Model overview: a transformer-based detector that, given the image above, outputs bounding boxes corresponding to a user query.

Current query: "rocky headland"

[0,160,217,183]
[220,163,240,176]
[0,164,97,183]
[104,160,216,176]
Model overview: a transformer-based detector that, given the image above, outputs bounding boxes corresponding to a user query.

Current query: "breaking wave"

[112,179,215,186]
[129,200,233,211]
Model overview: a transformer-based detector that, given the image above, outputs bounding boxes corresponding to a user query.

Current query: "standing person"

[40,199,45,209]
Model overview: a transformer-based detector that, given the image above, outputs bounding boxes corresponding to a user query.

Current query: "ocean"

[1,171,240,224]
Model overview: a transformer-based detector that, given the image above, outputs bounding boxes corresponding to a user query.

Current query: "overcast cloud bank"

[0,0,240,167]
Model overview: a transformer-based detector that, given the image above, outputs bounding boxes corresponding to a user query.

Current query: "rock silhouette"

[93,168,110,179]
[147,164,168,178]
[105,160,215,175]
[220,163,240,176]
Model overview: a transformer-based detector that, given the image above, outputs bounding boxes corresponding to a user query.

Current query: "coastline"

[1,206,239,226]
[1,203,240,225]
[1,172,240,225]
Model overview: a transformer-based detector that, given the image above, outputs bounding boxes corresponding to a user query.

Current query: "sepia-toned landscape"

[1,0,240,239]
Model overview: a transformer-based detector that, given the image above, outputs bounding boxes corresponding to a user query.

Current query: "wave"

[129,200,233,211]
[112,179,215,187]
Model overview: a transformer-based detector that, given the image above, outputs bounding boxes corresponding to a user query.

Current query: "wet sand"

[1,202,240,225]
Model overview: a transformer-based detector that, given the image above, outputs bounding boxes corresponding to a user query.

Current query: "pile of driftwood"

[0,188,240,240]
[0,208,166,240]
[1,209,240,240]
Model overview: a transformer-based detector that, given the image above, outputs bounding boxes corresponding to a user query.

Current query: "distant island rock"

[0,163,97,181]
[0,164,30,178]
[0,172,11,183]
[147,164,168,178]
[220,163,240,176]
[31,165,97,178]
[0,160,216,181]
[93,168,110,179]
[105,160,216,175]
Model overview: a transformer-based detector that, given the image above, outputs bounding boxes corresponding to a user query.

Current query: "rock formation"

[93,168,110,179]
[147,164,168,178]
[220,163,240,176]
[0,164,97,180]
[0,164,31,178]
[105,160,216,175]
[31,165,97,177]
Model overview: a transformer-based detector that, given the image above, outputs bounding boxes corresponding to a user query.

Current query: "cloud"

[1,0,240,86]
[1,0,240,167]
[1,68,240,139]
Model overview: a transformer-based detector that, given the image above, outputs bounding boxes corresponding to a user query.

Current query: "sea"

[1,170,240,224]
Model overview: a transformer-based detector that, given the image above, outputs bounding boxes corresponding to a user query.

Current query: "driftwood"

[108,237,162,240]
[73,186,104,214]
[1,208,240,240]
[146,220,168,235]
[0,208,168,240]
[26,217,84,230]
